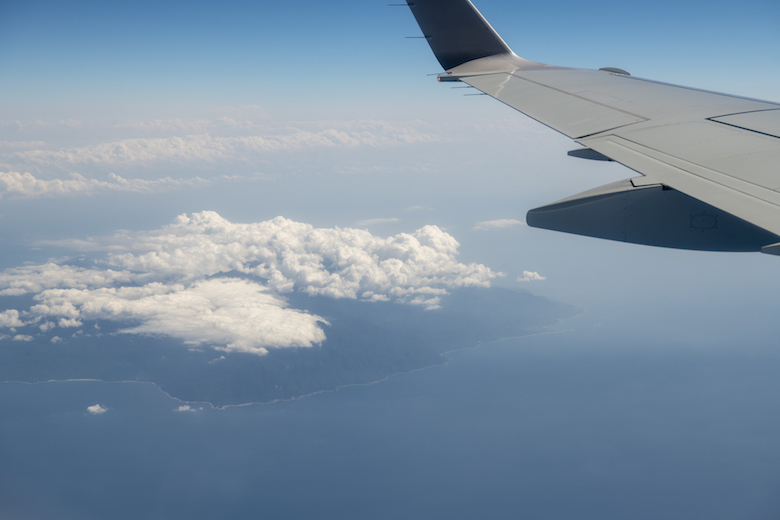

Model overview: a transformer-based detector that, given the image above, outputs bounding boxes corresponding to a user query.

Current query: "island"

[0,287,578,407]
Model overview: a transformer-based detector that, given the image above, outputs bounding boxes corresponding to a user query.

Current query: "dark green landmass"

[0,287,578,406]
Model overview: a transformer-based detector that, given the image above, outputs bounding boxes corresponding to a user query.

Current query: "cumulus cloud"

[32,279,327,355]
[0,171,232,199]
[517,271,546,282]
[0,212,499,354]
[0,263,136,296]
[474,219,525,231]
[13,334,33,341]
[0,309,24,328]
[58,318,83,328]
[87,404,107,414]
[64,211,498,306]
[174,405,202,412]
[39,321,56,331]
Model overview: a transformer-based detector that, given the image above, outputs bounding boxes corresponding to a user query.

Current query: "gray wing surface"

[405,0,780,254]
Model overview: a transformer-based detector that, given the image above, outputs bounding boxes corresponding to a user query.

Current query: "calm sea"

[2,318,780,520]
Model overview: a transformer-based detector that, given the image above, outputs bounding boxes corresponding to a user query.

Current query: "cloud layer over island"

[0,212,500,354]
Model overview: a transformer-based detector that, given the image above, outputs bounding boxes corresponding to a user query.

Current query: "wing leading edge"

[404,0,780,254]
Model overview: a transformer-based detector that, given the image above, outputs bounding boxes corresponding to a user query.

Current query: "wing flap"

[612,121,780,190]
[582,135,780,237]
[710,109,780,139]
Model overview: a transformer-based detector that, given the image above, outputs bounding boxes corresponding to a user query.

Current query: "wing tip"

[407,0,514,71]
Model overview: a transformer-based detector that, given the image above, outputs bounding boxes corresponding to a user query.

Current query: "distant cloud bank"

[1,116,438,172]
[517,271,546,282]
[0,171,227,199]
[0,117,443,199]
[14,128,433,167]
[0,212,500,354]
[474,219,525,230]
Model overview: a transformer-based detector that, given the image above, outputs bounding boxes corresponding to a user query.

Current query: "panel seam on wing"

[507,72,649,121]
[583,136,780,236]
[596,136,780,199]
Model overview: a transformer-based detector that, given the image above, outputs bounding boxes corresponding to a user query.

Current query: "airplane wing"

[404,0,780,254]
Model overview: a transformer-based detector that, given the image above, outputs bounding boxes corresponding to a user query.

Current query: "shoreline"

[0,323,580,410]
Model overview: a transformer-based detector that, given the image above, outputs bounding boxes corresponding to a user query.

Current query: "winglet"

[406,0,514,71]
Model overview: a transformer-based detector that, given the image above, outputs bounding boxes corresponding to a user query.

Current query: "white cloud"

[356,217,400,226]
[87,404,107,415]
[32,279,327,354]
[0,212,499,353]
[13,334,33,341]
[1,119,444,200]
[474,219,525,231]
[51,336,62,343]
[0,171,229,199]
[174,405,201,412]
[11,123,437,168]
[0,263,135,296]
[70,211,498,307]
[517,271,547,282]
[58,318,83,328]
[0,309,24,328]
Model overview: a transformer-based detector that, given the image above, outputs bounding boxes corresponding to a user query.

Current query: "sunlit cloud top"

[0,212,501,354]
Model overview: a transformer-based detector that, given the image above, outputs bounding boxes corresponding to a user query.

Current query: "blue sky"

[2,0,780,349]
[3,0,779,118]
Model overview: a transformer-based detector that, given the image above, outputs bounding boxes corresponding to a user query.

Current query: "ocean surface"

[2,314,780,520]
